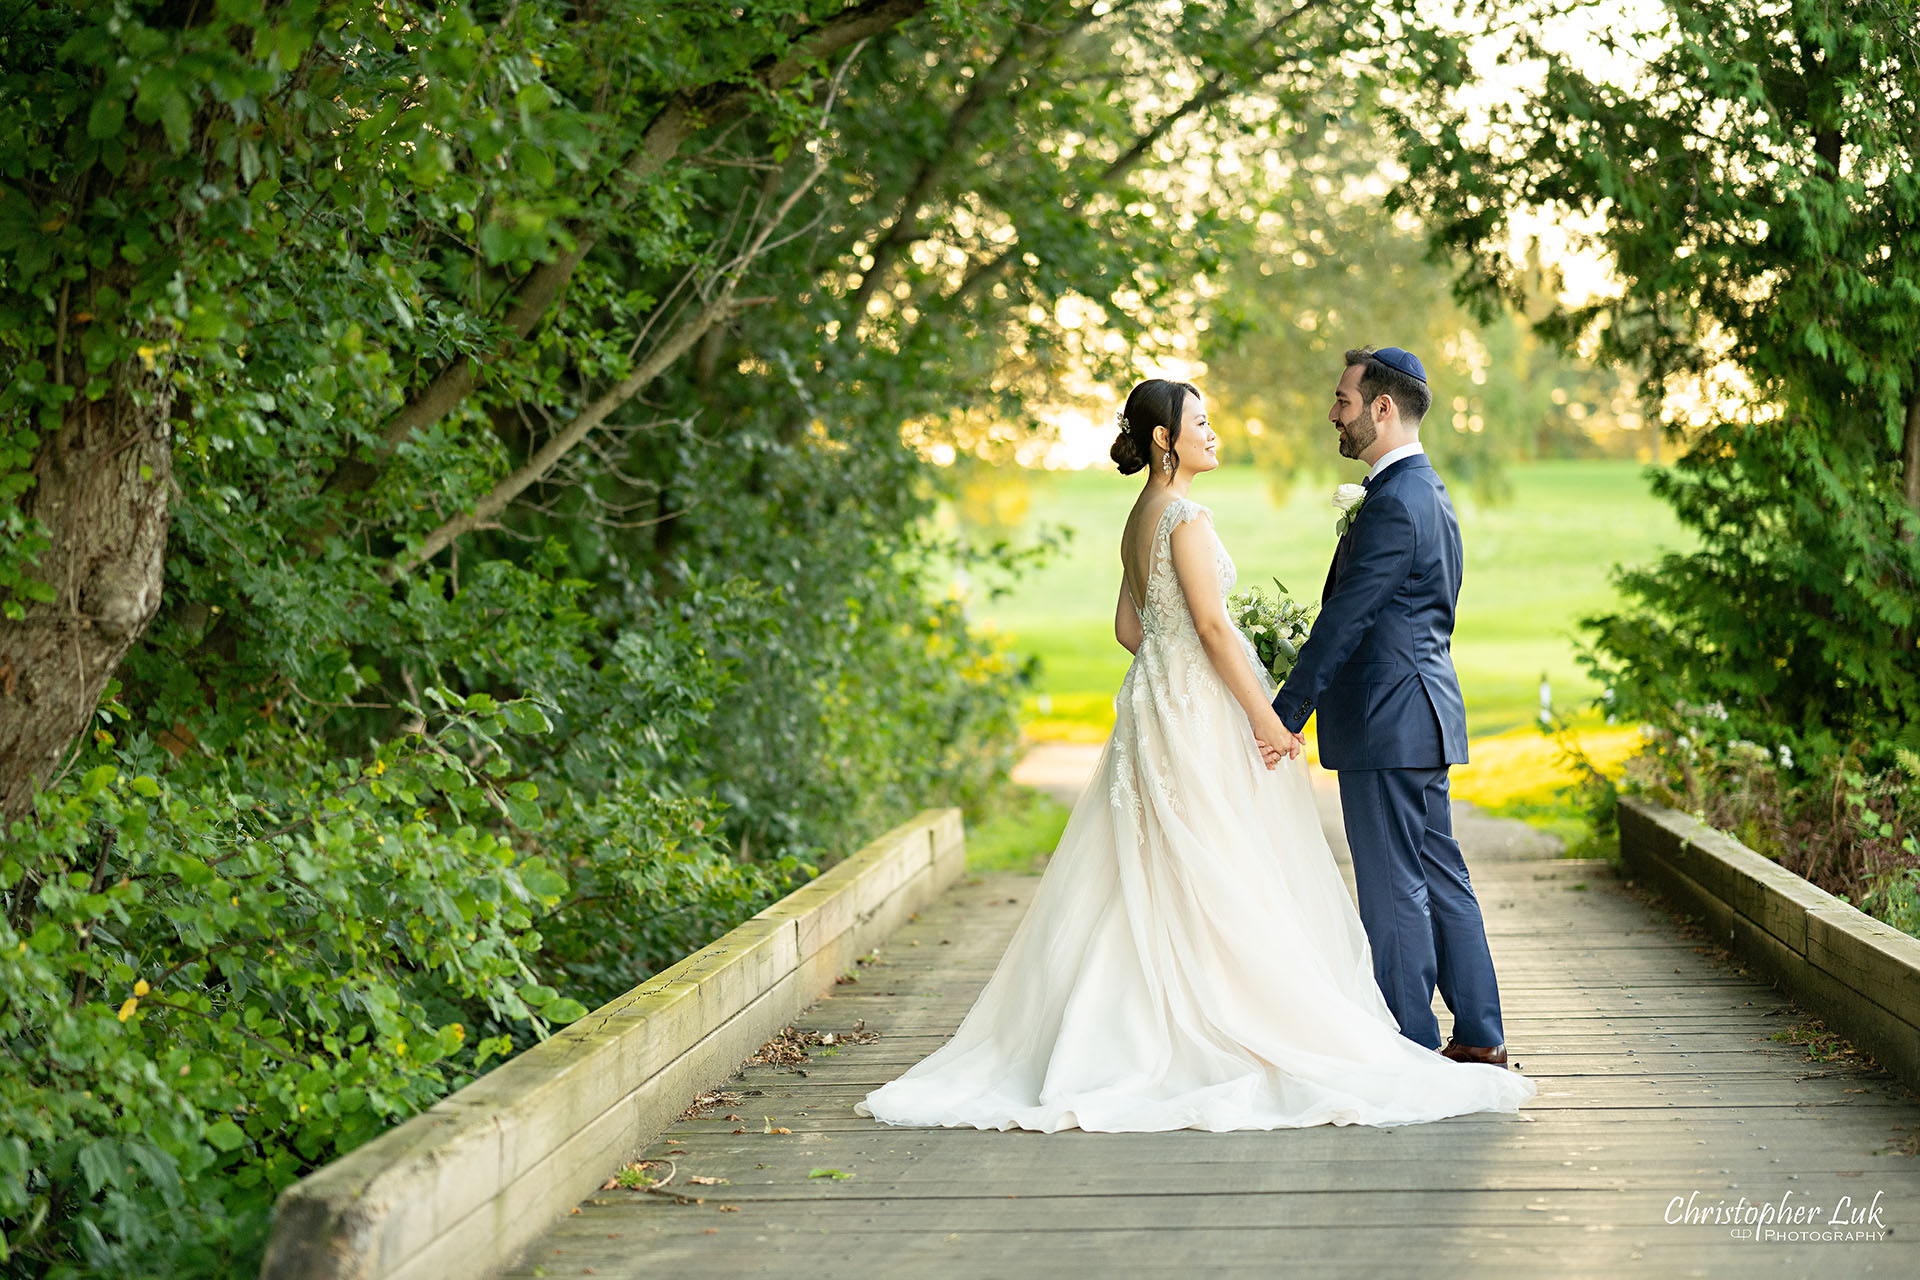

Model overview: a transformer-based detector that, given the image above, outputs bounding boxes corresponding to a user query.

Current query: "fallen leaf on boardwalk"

[763,1117,791,1134]
[809,1168,853,1180]
[665,1148,687,1155]
[681,1090,745,1120]
[723,1114,742,1121]
[718,1204,740,1212]
[687,1175,729,1186]
[731,1127,746,1135]
[703,1228,720,1235]
[569,1207,580,1214]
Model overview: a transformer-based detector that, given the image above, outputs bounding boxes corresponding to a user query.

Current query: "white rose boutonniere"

[1332,483,1367,536]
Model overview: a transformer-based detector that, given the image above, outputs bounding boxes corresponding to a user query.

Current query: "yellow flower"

[133,979,150,996]
[368,759,387,777]
[118,998,138,1022]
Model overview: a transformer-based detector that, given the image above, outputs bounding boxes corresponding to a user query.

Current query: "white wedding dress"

[857,497,1537,1132]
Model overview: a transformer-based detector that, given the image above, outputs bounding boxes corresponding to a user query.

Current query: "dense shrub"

[1,697,605,1276]
[0,0,1421,1270]
[1605,705,1920,938]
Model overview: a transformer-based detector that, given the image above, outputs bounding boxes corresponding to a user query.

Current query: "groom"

[1269,346,1508,1065]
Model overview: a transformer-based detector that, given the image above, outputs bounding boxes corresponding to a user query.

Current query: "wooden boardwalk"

[509,771,1920,1277]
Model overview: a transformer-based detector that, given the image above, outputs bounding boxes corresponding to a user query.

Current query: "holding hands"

[1252,709,1304,770]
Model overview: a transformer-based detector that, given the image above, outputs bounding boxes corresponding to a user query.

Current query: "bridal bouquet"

[1227,580,1316,681]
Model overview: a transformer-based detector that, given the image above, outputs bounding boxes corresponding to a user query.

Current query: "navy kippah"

[1372,346,1427,384]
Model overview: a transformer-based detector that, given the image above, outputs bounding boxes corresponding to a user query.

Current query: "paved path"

[508,753,1920,1277]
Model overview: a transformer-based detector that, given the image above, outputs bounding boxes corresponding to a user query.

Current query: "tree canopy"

[1402,0,1920,755]
[0,1,1441,1272]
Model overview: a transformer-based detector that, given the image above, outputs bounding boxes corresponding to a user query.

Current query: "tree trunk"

[1905,391,1920,513]
[0,358,175,820]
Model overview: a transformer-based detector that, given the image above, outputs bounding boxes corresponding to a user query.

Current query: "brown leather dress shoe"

[1440,1039,1508,1066]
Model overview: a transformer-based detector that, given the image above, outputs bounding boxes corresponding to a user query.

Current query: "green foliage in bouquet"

[1227,581,1317,683]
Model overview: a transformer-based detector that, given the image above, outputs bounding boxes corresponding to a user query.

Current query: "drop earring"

[1162,452,1173,478]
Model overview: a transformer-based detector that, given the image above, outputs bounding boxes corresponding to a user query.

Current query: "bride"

[856,378,1537,1132]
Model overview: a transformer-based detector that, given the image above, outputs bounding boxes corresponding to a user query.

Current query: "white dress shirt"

[1366,441,1426,484]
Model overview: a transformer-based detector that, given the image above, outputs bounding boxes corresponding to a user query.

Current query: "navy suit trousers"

[1336,766,1504,1050]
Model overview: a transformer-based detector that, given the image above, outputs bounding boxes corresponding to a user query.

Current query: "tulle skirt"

[855,632,1537,1132]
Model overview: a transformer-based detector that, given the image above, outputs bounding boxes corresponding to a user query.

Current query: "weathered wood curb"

[1619,795,1920,1091]
[260,808,965,1280]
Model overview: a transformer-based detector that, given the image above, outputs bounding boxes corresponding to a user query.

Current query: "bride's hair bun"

[1112,378,1201,479]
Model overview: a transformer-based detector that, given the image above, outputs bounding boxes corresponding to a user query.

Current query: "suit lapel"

[1324,455,1433,600]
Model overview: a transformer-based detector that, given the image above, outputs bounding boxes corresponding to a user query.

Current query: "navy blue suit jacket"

[1271,454,1469,770]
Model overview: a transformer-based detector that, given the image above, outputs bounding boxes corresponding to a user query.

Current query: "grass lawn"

[963,458,1690,742]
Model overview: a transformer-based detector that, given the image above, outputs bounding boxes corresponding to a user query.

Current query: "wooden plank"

[498,819,1920,1280]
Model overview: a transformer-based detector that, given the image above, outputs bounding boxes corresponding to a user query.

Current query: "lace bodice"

[1135,497,1236,646]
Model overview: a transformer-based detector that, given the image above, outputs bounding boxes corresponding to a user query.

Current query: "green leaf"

[808,1168,852,1179]
[518,145,554,188]
[158,90,193,153]
[542,997,587,1024]
[87,95,126,141]
[205,1120,247,1153]
[503,702,551,734]
[519,860,566,899]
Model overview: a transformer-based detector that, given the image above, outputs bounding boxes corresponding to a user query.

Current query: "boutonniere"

[1332,483,1367,536]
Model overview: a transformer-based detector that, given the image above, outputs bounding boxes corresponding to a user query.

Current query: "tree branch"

[1904,386,1920,515]
[841,3,1088,324]
[315,0,928,515]
[387,153,829,581]
[941,0,1332,310]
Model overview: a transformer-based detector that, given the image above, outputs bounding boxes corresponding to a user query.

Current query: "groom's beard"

[1336,412,1376,460]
